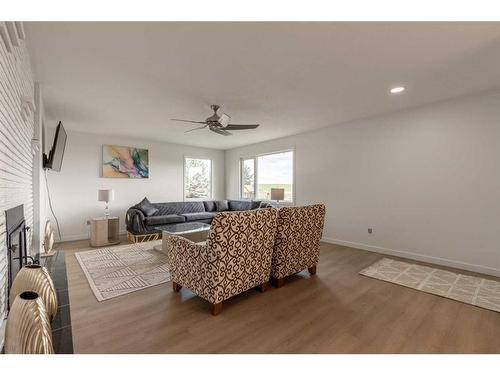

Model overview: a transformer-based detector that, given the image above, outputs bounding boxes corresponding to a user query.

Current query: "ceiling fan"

[171,105,260,136]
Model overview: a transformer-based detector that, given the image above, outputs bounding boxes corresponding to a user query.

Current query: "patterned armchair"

[271,204,326,287]
[165,208,278,315]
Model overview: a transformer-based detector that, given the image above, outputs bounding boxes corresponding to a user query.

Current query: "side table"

[87,216,120,247]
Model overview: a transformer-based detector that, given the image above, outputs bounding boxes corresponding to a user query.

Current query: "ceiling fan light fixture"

[172,104,260,136]
[219,113,231,127]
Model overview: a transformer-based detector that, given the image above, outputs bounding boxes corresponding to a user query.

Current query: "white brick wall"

[0,21,34,347]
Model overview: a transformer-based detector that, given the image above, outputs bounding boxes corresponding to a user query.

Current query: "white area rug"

[360,258,500,313]
[75,240,170,301]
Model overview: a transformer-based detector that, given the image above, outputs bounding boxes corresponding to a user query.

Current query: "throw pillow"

[203,201,217,212]
[215,200,229,212]
[228,200,252,211]
[251,201,262,209]
[136,197,159,217]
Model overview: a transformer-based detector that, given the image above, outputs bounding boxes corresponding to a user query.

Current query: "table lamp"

[98,189,114,217]
[270,188,285,208]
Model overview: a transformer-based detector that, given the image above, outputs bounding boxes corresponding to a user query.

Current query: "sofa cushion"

[228,200,252,211]
[136,197,159,217]
[182,212,217,222]
[215,200,229,212]
[251,201,262,209]
[203,201,217,212]
[144,214,186,226]
[153,201,205,216]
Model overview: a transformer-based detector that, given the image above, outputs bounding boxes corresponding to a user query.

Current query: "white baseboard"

[55,230,128,243]
[322,237,500,278]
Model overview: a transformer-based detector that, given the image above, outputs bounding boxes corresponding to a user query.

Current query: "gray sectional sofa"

[126,198,271,238]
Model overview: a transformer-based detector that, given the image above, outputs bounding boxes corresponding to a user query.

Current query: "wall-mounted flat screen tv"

[43,121,67,172]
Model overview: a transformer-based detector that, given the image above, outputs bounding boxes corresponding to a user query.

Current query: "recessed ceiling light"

[390,86,405,94]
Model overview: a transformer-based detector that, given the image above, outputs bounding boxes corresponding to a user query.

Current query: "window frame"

[240,157,257,201]
[183,156,214,201]
[239,148,295,204]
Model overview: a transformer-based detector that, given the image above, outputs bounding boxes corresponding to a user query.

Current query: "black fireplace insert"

[5,204,36,309]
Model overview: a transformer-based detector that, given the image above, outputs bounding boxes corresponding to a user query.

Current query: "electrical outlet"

[368,228,373,234]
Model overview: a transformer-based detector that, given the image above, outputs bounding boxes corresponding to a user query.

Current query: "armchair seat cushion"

[144,214,186,226]
[182,212,217,221]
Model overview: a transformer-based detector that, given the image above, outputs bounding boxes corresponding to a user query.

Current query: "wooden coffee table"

[152,222,211,253]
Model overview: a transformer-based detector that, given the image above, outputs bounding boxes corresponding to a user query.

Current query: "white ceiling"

[25,22,500,150]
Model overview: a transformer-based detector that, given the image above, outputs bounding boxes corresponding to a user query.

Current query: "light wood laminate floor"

[57,238,500,353]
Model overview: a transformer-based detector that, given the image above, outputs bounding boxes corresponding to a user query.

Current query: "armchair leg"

[210,302,223,316]
[308,265,317,275]
[258,281,270,292]
[272,278,285,288]
[172,281,182,292]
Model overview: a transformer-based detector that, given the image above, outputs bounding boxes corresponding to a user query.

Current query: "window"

[240,150,294,202]
[241,158,255,199]
[184,158,212,199]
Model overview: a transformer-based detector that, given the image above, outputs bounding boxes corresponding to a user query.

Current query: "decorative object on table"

[102,144,149,178]
[88,216,120,247]
[5,291,54,354]
[360,258,500,313]
[271,188,285,207]
[75,241,168,301]
[9,264,58,321]
[98,188,114,217]
[41,220,55,257]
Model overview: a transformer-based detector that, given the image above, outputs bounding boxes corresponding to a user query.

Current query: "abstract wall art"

[102,145,149,178]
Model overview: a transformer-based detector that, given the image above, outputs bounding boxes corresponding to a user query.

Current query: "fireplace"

[5,204,36,310]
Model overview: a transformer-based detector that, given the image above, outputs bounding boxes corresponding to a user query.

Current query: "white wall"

[226,90,500,277]
[0,22,35,349]
[46,130,225,241]
[32,83,48,256]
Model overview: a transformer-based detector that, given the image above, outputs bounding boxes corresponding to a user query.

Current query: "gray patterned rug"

[360,258,500,313]
[75,240,170,301]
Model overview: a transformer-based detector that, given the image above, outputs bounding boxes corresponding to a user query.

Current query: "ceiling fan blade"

[171,119,206,124]
[224,124,260,130]
[210,127,232,136]
[218,113,231,127]
[184,124,208,133]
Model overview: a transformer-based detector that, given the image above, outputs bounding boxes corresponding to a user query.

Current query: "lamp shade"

[98,189,114,202]
[270,188,285,201]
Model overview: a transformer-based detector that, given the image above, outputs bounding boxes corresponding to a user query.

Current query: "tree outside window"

[242,158,255,199]
[184,158,212,199]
